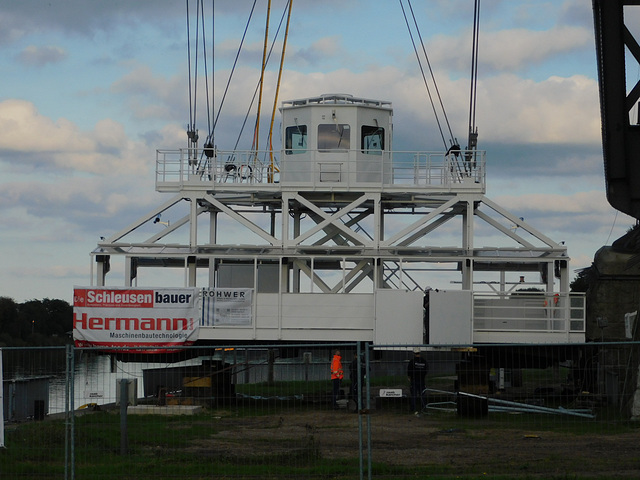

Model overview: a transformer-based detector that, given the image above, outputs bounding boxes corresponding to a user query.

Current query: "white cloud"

[476,74,600,144]
[289,36,342,67]
[0,99,152,175]
[494,191,610,214]
[110,65,185,121]
[0,100,92,153]
[429,25,592,74]
[0,1,183,40]
[17,45,67,66]
[274,66,600,147]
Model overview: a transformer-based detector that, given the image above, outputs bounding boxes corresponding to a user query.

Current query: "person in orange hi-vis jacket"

[331,349,344,409]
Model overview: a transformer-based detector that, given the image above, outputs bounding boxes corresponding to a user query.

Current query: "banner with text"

[201,288,253,326]
[73,287,200,352]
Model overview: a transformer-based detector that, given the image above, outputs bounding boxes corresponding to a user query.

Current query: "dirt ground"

[205,407,640,478]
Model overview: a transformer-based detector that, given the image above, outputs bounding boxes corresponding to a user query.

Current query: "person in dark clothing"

[407,347,428,414]
[423,287,431,343]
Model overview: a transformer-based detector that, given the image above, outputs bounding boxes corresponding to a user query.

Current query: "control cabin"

[279,94,392,185]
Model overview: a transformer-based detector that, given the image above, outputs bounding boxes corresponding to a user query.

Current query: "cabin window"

[318,124,350,151]
[285,125,307,155]
[361,125,384,155]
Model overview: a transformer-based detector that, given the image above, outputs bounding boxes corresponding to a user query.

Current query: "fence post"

[268,349,276,385]
[120,379,129,455]
[357,342,363,480]
[0,347,4,449]
[365,342,372,480]
[65,344,75,480]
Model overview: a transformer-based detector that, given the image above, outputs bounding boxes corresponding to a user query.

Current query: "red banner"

[73,287,200,353]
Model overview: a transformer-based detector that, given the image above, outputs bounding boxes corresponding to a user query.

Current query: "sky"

[0,0,636,303]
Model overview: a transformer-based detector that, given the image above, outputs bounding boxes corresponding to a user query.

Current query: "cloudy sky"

[0,0,635,303]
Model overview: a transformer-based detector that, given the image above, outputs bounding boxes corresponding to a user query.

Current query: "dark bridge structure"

[593,0,640,220]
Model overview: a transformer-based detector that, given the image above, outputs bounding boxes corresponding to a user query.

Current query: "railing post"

[120,378,129,455]
[357,341,363,479]
[365,342,372,480]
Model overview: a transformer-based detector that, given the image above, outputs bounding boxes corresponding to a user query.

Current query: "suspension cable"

[193,2,200,142]
[199,0,212,144]
[186,1,194,137]
[233,3,289,151]
[407,0,456,147]
[210,0,215,145]
[211,0,258,142]
[267,0,293,180]
[399,0,447,150]
[467,0,480,151]
[252,0,272,152]
[186,0,202,153]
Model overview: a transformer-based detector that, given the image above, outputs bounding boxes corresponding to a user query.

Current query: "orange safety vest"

[331,354,344,380]
[544,294,559,307]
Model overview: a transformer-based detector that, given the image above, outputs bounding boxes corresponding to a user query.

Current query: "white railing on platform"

[473,292,586,337]
[155,148,486,191]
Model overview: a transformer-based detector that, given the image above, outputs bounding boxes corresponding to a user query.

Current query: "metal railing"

[155,148,486,192]
[473,292,586,342]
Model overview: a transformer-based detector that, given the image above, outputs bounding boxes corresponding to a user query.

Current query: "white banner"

[201,288,253,326]
[73,287,200,353]
[1,347,4,448]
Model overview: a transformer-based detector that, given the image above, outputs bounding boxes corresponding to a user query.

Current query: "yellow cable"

[253,0,271,152]
[267,0,293,182]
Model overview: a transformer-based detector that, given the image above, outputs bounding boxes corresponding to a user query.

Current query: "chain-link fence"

[2,342,640,479]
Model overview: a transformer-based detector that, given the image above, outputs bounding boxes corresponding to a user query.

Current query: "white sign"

[201,288,253,326]
[84,391,104,399]
[379,388,403,398]
[73,287,200,352]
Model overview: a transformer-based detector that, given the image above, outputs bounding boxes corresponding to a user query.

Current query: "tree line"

[0,297,73,347]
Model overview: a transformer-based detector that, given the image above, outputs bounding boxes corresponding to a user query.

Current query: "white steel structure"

[91,94,585,345]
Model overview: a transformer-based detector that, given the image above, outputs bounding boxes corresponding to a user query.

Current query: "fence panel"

[2,342,640,479]
[1,346,71,478]
[367,342,640,478]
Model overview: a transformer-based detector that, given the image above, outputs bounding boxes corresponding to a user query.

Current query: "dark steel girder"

[593,0,640,219]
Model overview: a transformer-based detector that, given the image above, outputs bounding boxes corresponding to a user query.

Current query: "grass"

[2,410,636,480]
[2,412,331,478]
[234,374,410,396]
[2,373,639,479]
[235,378,329,397]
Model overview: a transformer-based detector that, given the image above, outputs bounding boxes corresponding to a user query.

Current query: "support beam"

[204,194,278,245]
[291,193,373,246]
[381,196,459,246]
